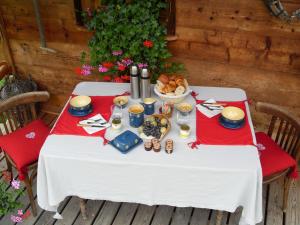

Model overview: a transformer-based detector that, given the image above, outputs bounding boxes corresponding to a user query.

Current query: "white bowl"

[154,86,191,104]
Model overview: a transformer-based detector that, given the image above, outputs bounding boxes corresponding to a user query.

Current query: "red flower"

[143,40,153,48]
[102,62,114,69]
[114,77,124,83]
[103,75,112,81]
[74,67,82,75]
[118,64,126,71]
[121,74,130,81]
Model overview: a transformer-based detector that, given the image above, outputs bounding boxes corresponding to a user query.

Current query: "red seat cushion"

[256,132,298,179]
[0,119,50,180]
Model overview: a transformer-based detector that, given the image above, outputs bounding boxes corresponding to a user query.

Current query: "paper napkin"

[79,114,110,134]
[196,99,223,118]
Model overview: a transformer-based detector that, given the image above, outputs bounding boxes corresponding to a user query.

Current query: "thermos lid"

[130,65,138,76]
[141,68,149,78]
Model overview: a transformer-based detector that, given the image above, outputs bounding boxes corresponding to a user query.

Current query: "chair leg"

[23,174,37,217]
[79,198,87,220]
[4,154,13,180]
[264,184,270,225]
[282,178,292,225]
[215,211,223,225]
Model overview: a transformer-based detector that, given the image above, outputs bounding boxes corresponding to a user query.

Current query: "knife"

[77,124,107,128]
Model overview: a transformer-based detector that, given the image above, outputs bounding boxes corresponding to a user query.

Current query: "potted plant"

[76,0,184,82]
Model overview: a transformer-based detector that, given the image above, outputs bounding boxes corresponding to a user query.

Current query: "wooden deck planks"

[131,205,157,225]
[170,207,193,225]
[72,200,105,225]
[54,197,81,225]
[189,208,210,225]
[93,201,121,225]
[150,205,175,225]
[1,175,299,225]
[112,203,139,225]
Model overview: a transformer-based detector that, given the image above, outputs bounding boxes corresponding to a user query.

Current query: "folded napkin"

[79,114,110,135]
[196,99,223,118]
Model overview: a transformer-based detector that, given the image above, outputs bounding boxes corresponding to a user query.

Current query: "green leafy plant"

[0,177,23,218]
[77,0,184,82]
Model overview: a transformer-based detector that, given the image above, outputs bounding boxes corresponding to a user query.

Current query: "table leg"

[79,198,87,220]
[216,210,223,225]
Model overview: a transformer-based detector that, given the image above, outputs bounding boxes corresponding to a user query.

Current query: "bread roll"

[158,74,169,84]
[175,85,185,95]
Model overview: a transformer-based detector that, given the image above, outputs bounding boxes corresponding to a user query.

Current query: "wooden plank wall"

[0,0,299,125]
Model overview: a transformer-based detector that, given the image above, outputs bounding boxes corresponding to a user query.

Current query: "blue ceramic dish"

[109,130,143,154]
[221,115,244,125]
[219,116,245,129]
[68,106,93,117]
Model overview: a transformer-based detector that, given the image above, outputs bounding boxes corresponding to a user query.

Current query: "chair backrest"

[256,102,300,161]
[0,91,50,135]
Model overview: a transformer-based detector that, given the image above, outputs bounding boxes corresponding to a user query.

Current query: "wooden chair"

[256,102,300,225]
[216,102,300,225]
[0,91,59,216]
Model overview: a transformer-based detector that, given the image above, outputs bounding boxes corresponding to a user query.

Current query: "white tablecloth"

[37,82,262,225]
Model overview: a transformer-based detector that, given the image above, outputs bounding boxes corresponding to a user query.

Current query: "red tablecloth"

[51,95,115,142]
[189,93,254,148]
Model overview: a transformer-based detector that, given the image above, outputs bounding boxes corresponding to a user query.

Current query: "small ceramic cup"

[128,104,144,128]
[141,98,156,115]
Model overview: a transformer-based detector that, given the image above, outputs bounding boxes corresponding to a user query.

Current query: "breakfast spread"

[70,71,247,155]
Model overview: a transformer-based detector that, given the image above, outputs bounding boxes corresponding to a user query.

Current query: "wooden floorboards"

[1,155,299,225]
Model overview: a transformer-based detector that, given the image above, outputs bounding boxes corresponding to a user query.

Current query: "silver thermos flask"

[140,68,151,99]
[130,65,140,99]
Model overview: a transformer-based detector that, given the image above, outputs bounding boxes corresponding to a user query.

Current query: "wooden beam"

[0,7,16,73]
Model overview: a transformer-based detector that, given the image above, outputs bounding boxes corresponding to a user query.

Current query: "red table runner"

[51,95,116,142]
[189,93,254,148]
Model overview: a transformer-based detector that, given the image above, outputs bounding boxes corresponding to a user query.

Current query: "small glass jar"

[179,124,190,138]
[111,117,122,130]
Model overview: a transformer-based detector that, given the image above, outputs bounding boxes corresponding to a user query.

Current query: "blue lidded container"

[109,130,143,154]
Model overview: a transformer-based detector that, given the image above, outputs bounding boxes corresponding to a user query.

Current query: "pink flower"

[18,210,23,215]
[11,215,23,223]
[112,50,123,56]
[138,63,148,69]
[98,65,109,73]
[11,179,20,190]
[121,58,133,66]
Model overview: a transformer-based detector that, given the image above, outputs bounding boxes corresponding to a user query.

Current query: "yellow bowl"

[113,96,129,108]
[70,95,91,108]
[221,106,245,121]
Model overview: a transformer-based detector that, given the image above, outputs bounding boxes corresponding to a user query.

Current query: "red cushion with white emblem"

[256,132,298,179]
[0,119,50,180]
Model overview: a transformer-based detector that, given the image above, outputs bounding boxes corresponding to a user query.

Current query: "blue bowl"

[68,106,93,117]
[219,116,245,129]
[221,115,244,125]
